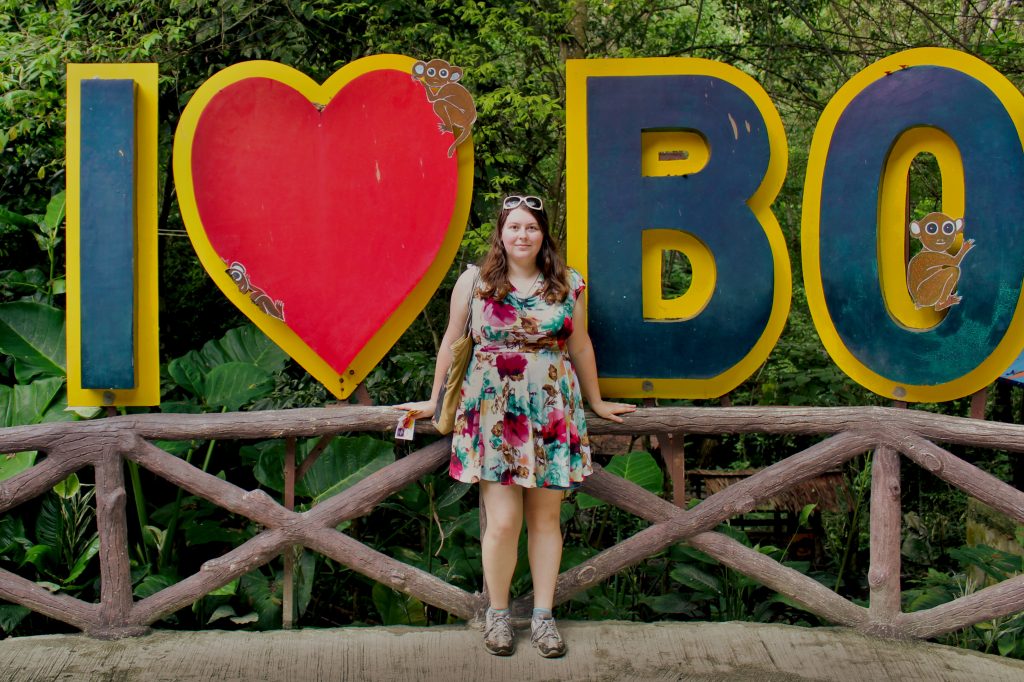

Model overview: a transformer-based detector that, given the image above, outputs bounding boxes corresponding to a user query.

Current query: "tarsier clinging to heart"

[907,211,975,311]
[412,59,477,158]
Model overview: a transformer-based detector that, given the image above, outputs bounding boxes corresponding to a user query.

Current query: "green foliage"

[577,450,664,509]
[905,544,1024,658]
[0,302,65,382]
[2,0,1024,654]
[244,435,395,503]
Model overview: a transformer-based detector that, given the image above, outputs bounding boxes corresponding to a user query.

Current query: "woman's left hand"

[589,400,637,423]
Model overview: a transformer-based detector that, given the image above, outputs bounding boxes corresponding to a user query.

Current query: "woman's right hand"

[395,400,435,420]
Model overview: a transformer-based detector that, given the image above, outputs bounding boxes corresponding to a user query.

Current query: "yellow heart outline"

[174,55,473,399]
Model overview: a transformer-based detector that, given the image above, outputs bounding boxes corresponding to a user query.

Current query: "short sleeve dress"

[450,267,593,489]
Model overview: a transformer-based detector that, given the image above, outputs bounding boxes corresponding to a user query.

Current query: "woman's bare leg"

[480,481,524,609]
[523,487,564,610]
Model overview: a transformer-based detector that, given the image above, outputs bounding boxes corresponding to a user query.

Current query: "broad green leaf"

[0,451,36,482]
[639,593,697,615]
[0,516,26,556]
[577,450,663,509]
[295,548,317,617]
[0,376,64,427]
[239,570,281,630]
[998,632,1020,657]
[43,191,65,232]
[372,583,426,626]
[52,473,80,498]
[0,302,65,381]
[560,545,598,571]
[435,480,472,509]
[212,326,288,373]
[134,573,176,599]
[251,436,395,501]
[65,405,102,419]
[0,604,31,634]
[208,578,238,597]
[184,519,247,546]
[670,563,722,594]
[307,436,395,503]
[0,206,35,229]
[797,503,817,528]
[21,545,53,570]
[229,612,259,625]
[250,440,287,493]
[167,352,206,397]
[65,536,99,583]
[207,604,237,624]
[203,362,273,410]
[35,494,62,550]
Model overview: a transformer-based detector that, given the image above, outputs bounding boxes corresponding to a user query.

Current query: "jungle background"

[2,0,1024,659]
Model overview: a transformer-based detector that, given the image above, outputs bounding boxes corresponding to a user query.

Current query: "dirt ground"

[2,620,1023,681]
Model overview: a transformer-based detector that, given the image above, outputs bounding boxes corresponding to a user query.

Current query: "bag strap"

[463,269,479,336]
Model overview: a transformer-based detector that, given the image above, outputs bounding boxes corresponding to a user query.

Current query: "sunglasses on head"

[502,195,544,211]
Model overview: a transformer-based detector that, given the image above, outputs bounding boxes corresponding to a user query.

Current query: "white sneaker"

[530,615,566,658]
[484,607,514,656]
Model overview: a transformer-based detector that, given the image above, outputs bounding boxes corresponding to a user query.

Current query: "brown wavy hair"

[479,198,570,303]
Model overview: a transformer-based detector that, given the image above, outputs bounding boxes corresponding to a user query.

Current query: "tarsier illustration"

[412,59,477,158]
[907,212,975,311]
[225,261,285,321]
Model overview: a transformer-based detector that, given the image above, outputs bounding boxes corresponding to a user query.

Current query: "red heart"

[174,58,471,397]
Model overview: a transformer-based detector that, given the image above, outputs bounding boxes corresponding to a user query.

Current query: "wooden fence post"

[867,445,901,633]
[282,436,297,629]
[95,449,148,638]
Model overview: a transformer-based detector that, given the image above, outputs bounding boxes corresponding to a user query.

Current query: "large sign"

[66,49,1024,406]
[566,58,791,399]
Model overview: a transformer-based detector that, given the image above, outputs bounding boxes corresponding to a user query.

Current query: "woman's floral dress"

[450,267,592,489]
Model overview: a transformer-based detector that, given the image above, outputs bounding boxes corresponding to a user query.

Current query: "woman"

[399,195,634,658]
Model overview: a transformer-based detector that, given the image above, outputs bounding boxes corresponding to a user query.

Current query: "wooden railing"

[1,406,1023,640]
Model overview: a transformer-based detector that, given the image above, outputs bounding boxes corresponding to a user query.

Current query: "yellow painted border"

[173,57,474,399]
[66,63,160,407]
[802,48,1024,402]
[641,229,716,320]
[566,58,790,398]
[878,127,964,330]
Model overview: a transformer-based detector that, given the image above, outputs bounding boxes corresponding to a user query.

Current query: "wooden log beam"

[0,566,99,632]
[543,433,874,618]
[126,437,294,530]
[580,466,676,524]
[4,406,1024,452]
[304,438,451,527]
[303,527,483,620]
[868,445,902,630]
[130,529,291,626]
[897,575,1024,639]
[685,431,874,524]
[0,446,96,514]
[687,531,868,628]
[893,432,1024,526]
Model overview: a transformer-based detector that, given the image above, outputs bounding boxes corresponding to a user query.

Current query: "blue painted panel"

[1002,349,1024,386]
[80,79,136,389]
[587,75,775,378]
[820,66,1024,386]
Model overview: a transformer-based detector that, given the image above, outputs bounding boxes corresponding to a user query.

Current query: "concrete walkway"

[3,621,1023,681]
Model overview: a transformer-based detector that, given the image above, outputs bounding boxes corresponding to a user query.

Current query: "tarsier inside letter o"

[907,212,975,311]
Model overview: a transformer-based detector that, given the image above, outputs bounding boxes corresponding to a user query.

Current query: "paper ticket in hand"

[395,412,416,440]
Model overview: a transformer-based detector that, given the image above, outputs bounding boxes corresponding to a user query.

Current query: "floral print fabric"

[450,267,592,489]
